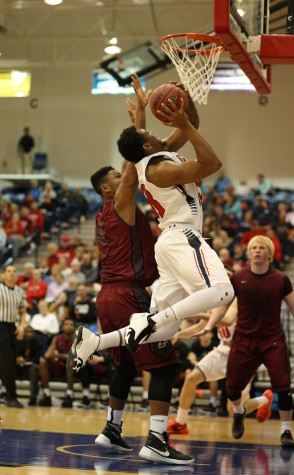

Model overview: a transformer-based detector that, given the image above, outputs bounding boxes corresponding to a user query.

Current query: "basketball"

[149,84,188,122]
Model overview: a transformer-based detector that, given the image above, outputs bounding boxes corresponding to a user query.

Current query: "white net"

[161,35,225,105]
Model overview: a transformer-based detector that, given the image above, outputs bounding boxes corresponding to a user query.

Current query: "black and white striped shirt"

[0,283,26,323]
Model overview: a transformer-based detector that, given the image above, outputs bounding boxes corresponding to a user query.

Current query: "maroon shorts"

[96,284,177,371]
[226,331,291,394]
[47,359,67,379]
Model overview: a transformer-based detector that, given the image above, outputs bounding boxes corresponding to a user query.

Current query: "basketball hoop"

[161,33,226,105]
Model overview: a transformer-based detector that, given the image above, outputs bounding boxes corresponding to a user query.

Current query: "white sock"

[256,395,268,408]
[281,421,291,434]
[44,388,51,397]
[152,283,234,329]
[66,389,73,397]
[83,389,90,397]
[98,330,125,351]
[176,407,189,425]
[150,415,168,434]
[143,391,148,400]
[233,403,245,414]
[210,396,217,407]
[108,407,124,427]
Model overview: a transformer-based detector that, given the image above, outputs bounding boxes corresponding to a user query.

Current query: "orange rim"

[160,33,226,56]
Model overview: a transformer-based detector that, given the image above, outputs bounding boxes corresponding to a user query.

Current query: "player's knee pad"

[149,364,177,403]
[109,364,137,400]
[215,283,235,306]
[278,391,293,411]
[227,391,242,402]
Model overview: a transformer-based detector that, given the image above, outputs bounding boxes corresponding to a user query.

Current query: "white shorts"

[197,347,229,381]
[150,226,231,312]
[196,346,251,402]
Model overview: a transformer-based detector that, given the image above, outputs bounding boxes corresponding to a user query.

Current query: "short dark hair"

[117,125,145,164]
[90,166,114,196]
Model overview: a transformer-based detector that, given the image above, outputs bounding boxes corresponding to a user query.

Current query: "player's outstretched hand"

[126,97,136,123]
[131,73,152,109]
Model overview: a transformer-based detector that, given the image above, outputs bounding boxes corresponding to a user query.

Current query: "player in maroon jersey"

[196,235,294,447]
[88,163,194,464]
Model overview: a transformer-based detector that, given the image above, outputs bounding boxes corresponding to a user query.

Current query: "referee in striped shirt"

[0,265,27,408]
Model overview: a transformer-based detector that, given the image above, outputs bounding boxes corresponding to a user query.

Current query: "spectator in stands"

[26,269,48,315]
[71,235,85,250]
[209,220,232,249]
[27,200,45,243]
[235,178,251,197]
[49,275,78,321]
[22,192,34,209]
[46,242,59,270]
[70,284,97,331]
[286,202,294,227]
[219,247,234,272]
[265,226,282,268]
[17,126,35,174]
[252,196,272,225]
[68,258,86,285]
[68,188,89,221]
[0,199,12,222]
[39,257,50,279]
[58,256,72,281]
[57,182,73,207]
[232,242,247,271]
[38,318,76,408]
[57,234,75,265]
[19,206,33,237]
[30,300,60,355]
[29,180,41,202]
[17,261,35,290]
[73,245,86,263]
[90,247,100,271]
[224,191,243,221]
[45,271,68,306]
[240,220,266,250]
[0,220,7,255]
[80,252,98,285]
[253,173,274,195]
[213,170,232,195]
[4,211,26,259]
[16,325,42,406]
[40,181,57,203]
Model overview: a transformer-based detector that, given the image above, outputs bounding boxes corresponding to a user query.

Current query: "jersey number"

[141,184,165,219]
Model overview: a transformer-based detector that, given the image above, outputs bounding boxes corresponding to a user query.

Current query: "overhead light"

[44,0,63,5]
[104,37,122,55]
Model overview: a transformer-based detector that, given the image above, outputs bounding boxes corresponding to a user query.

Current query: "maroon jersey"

[231,266,293,337]
[95,198,158,287]
[55,334,72,354]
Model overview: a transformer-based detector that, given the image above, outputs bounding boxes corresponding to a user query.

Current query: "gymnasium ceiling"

[0,0,290,68]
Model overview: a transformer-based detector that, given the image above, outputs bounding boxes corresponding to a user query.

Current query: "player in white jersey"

[167,299,274,435]
[117,81,234,354]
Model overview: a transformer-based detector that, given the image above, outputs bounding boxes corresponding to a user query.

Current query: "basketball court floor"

[0,406,293,475]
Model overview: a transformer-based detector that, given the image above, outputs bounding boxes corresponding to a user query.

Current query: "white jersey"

[135,151,203,232]
[216,321,236,355]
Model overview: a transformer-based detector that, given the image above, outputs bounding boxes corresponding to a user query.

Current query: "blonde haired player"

[194,235,294,447]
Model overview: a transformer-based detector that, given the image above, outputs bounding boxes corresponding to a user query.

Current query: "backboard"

[214,0,294,94]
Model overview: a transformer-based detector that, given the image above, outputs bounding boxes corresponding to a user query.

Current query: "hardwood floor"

[0,405,293,475]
